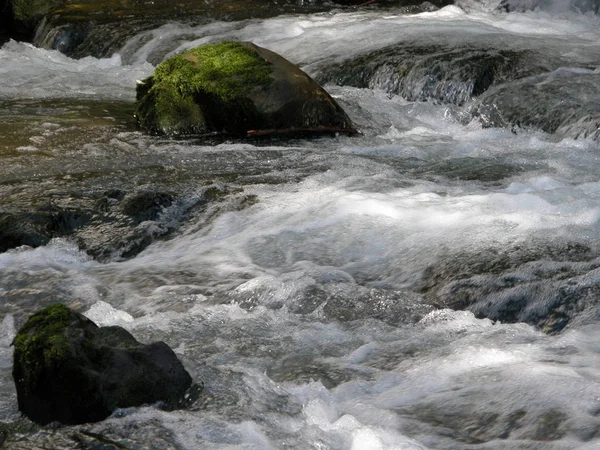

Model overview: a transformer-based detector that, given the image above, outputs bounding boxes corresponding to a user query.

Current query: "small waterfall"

[498,0,600,13]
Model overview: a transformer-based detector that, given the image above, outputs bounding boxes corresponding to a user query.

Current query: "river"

[1,1,600,448]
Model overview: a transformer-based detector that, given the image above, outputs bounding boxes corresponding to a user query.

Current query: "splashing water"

[2,3,600,449]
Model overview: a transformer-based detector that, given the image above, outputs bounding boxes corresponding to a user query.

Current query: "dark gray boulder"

[470,70,600,141]
[135,41,357,137]
[315,42,564,106]
[12,304,193,425]
[0,208,90,253]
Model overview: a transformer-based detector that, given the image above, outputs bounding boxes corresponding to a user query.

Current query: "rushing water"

[2,1,600,449]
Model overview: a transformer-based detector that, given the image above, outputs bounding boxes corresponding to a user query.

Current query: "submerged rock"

[315,43,562,105]
[135,41,356,137]
[417,240,600,334]
[12,304,193,425]
[0,183,236,261]
[471,70,600,140]
[0,208,89,253]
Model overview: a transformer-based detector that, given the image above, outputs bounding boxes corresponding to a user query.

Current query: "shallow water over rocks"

[2,2,600,449]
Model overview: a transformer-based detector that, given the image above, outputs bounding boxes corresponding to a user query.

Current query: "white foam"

[15,145,40,153]
[0,40,153,100]
[0,238,93,270]
[0,315,16,348]
[84,301,134,326]
[335,415,429,450]
[113,3,600,73]
[108,151,600,293]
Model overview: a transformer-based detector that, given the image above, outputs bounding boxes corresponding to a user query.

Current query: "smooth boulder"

[135,41,356,137]
[12,304,193,425]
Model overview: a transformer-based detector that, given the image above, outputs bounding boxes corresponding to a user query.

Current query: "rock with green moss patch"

[135,41,356,137]
[12,303,195,425]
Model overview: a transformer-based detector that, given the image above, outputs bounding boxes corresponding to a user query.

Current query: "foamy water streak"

[73,299,600,449]
[0,40,152,100]
[109,165,598,292]
[116,4,600,70]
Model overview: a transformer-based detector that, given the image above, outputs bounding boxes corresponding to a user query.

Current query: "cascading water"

[2,1,600,448]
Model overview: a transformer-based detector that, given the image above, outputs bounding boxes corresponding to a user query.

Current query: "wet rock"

[316,43,559,105]
[0,421,39,448]
[0,193,154,258]
[498,0,600,14]
[0,184,228,261]
[135,41,356,137]
[471,70,600,140]
[82,189,179,261]
[0,208,90,253]
[78,186,239,262]
[41,22,89,55]
[1,409,201,449]
[121,191,174,223]
[417,240,600,333]
[12,303,194,425]
[0,212,50,251]
[0,136,267,261]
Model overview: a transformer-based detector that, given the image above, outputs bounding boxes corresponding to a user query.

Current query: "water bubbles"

[84,301,134,326]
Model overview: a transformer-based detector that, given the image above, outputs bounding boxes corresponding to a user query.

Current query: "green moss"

[154,41,273,102]
[135,41,274,135]
[156,84,204,132]
[13,304,74,374]
[135,80,206,135]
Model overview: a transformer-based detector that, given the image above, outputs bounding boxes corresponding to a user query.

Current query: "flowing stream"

[2,1,600,448]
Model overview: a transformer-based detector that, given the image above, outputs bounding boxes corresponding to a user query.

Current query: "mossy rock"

[12,303,195,425]
[135,41,356,137]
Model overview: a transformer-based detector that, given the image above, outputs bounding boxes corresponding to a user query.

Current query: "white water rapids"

[2,2,600,449]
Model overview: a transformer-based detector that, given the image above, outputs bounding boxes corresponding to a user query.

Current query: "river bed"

[2,1,600,449]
